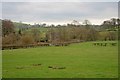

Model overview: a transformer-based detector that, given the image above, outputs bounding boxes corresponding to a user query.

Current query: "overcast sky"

[2,2,118,25]
[1,0,120,2]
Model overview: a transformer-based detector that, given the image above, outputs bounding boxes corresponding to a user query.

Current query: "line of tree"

[102,18,120,29]
[1,18,119,46]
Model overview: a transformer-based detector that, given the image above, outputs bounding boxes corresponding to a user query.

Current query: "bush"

[20,34,34,45]
[99,31,117,41]
[2,33,17,45]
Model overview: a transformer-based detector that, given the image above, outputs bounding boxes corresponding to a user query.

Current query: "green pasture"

[2,41,118,78]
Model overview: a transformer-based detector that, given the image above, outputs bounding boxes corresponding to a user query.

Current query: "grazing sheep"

[93,43,97,46]
[48,66,53,68]
[32,64,41,66]
[103,43,107,46]
[52,66,57,69]
[16,66,24,69]
[48,65,66,69]
[111,43,117,46]
[93,43,108,46]
[96,43,100,46]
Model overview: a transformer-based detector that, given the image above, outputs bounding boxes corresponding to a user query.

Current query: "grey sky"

[2,2,118,25]
[1,0,120,2]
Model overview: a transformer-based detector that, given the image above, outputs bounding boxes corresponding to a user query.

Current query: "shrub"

[2,33,17,45]
[20,34,34,45]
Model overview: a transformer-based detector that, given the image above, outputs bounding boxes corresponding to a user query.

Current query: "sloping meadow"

[2,41,118,78]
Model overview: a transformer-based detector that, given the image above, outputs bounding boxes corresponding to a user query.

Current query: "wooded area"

[1,18,119,49]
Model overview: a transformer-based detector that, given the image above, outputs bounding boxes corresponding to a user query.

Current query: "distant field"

[24,27,49,38]
[2,41,118,78]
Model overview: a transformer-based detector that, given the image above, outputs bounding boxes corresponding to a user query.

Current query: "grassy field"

[2,41,118,78]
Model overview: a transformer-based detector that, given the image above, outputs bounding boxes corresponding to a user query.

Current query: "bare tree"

[2,19,15,36]
[31,28,41,43]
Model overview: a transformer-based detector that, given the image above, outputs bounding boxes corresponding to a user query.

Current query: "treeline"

[1,18,119,47]
[46,26,118,43]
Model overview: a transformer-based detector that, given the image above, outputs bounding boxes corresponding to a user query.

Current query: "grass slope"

[2,41,118,78]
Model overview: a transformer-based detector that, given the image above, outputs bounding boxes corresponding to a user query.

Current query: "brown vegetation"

[1,18,119,50]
